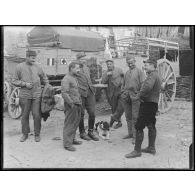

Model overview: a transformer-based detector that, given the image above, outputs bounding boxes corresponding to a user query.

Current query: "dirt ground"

[3,99,193,169]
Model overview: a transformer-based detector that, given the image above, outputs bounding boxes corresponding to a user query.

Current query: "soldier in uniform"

[75,52,99,141]
[125,59,161,158]
[61,61,82,152]
[121,55,145,144]
[102,58,124,129]
[12,50,49,142]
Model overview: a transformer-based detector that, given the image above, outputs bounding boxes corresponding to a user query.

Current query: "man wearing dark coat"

[75,52,99,141]
[125,59,161,158]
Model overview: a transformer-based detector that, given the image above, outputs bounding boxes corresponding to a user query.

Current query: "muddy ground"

[3,99,193,169]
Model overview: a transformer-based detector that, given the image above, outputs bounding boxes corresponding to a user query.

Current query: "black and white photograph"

[2,26,194,169]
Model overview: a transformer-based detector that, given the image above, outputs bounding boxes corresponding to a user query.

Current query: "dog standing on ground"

[95,121,110,140]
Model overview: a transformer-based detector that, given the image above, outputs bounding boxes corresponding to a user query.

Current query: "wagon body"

[14,46,105,77]
[114,37,179,73]
[113,37,180,113]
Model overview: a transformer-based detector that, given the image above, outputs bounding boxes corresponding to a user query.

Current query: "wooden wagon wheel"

[8,87,22,119]
[157,59,177,113]
[4,81,11,111]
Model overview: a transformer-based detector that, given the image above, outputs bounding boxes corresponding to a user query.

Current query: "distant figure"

[61,61,82,152]
[102,58,124,129]
[12,50,49,142]
[121,55,145,144]
[125,59,161,158]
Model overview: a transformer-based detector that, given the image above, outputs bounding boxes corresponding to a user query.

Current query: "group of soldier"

[12,49,161,159]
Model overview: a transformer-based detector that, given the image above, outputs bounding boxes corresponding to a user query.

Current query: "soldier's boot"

[109,116,115,127]
[80,132,91,141]
[123,121,133,139]
[88,129,99,141]
[73,139,82,145]
[35,135,41,142]
[20,134,28,142]
[113,121,122,129]
[141,124,156,155]
[65,145,76,152]
[125,130,144,158]
[79,119,91,141]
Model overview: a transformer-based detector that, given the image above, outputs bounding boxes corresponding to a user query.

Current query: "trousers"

[19,98,41,136]
[123,99,140,138]
[134,102,158,152]
[79,90,96,133]
[135,102,158,132]
[63,103,82,147]
[109,94,124,122]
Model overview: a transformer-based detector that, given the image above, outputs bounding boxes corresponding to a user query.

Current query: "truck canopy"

[27,27,106,52]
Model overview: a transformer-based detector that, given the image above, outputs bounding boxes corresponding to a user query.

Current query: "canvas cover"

[27,27,106,52]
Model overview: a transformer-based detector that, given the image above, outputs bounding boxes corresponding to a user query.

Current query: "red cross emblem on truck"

[61,58,67,65]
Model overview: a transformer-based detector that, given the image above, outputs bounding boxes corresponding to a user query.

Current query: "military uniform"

[75,53,99,141]
[125,59,161,158]
[12,51,49,141]
[102,66,124,126]
[61,73,82,150]
[121,66,145,140]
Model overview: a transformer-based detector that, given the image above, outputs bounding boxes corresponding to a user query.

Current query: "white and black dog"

[95,121,110,140]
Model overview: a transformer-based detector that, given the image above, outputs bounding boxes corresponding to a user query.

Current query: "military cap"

[26,50,37,57]
[76,52,86,60]
[126,55,135,60]
[143,59,157,68]
[105,58,114,63]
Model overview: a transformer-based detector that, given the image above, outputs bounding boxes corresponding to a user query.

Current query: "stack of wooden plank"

[175,76,192,101]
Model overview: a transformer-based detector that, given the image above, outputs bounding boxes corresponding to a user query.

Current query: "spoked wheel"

[4,81,11,111]
[157,59,177,113]
[8,87,22,119]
